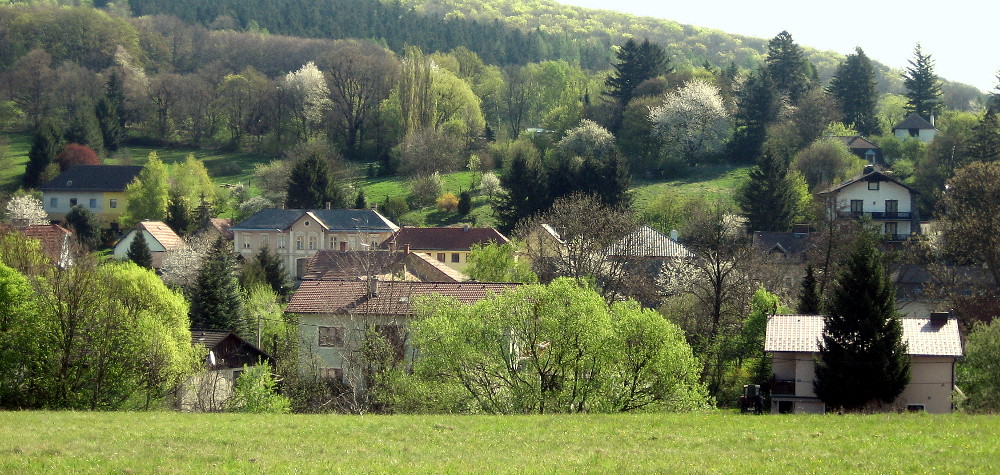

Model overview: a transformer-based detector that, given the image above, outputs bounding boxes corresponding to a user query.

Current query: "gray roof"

[765,314,962,357]
[38,165,143,192]
[893,113,936,131]
[818,169,919,195]
[753,231,814,258]
[231,208,398,232]
[606,225,693,258]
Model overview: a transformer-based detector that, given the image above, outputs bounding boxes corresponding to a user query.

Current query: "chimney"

[368,277,379,297]
[463,225,470,232]
[370,202,378,211]
[670,229,679,241]
[325,202,332,210]
[278,203,285,210]
[403,243,410,254]
[930,311,950,325]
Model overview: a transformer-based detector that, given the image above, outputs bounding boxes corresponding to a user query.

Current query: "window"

[451,253,460,263]
[109,199,117,209]
[850,200,864,214]
[906,404,925,412]
[296,236,303,250]
[243,237,251,249]
[261,236,268,249]
[318,326,344,347]
[50,197,58,208]
[329,236,336,249]
[70,198,77,207]
[89,198,97,208]
[908,128,919,137]
[885,222,898,237]
[304,221,310,227]
[437,253,446,262]
[231,369,244,388]
[868,181,880,190]
[278,236,286,249]
[308,236,317,250]
[885,200,898,214]
[319,368,344,382]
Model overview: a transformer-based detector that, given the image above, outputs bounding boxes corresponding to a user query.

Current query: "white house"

[893,113,938,143]
[819,168,920,241]
[112,221,184,269]
[231,208,399,280]
[765,313,962,414]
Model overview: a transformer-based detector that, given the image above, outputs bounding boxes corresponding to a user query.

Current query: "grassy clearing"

[0,131,31,192]
[0,412,996,473]
[632,165,750,210]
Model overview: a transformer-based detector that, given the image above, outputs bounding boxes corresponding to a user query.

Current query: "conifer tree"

[190,236,243,330]
[165,188,193,236]
[729,69,780,164]
[23,121,61,189]
[285,152,344,209]
[96,72,127,151]
[797,264,821,314]
[495,151,546,234]
[604,38,669,131]
[65,205,102,249]
[126,230,153,269]
[814,237,909,411]
[968,111,1000,162]
[64,100,104,155]
[457,190,472,215]
[902,43,943,121]
[593,153,632,208]
[736,152,797,232]
[828,48,880,137]
[354,189,367,209]
[765,31,812,104]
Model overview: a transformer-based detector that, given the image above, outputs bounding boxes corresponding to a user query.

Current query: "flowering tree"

[285,62,332,137]
[650,80,731,165]
[3,193,48,226]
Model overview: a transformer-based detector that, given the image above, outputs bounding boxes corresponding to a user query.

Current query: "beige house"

[231,208,398,280]
[112,220,184,269]
[765,313,962,414]
[380,226,508,272]
[174,330,273,412]
[286,280,519,386]
[819,168,920,241]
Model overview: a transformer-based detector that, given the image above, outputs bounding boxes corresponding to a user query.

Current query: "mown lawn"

[0,412,996,473]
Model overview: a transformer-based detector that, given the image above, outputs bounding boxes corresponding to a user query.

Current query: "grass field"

[0,412,997,473]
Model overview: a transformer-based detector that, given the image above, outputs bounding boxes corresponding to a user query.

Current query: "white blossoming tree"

[650,80,732,165]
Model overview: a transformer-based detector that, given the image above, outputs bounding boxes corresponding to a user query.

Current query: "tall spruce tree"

[729,69,781,164]
[736,152,797,232]
[813,237,910,411]
[126,231,153,269]
[495,151,546,233]
[285,152,344,209]
[23,121,61,189]
[765,31,812,104]
[65,205,102,249]
[190,236,243,330]
[797,264,821,314]
[902,43,943,121]
[165,188,193,236]
[828,48,880,137]
[604,38,669,132]
[968,111,1000,162]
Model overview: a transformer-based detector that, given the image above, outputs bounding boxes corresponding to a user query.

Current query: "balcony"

[839,211,912,220]
[771,379,796,396]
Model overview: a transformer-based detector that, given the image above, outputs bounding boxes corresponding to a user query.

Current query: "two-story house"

[765,312,962,414]
[231,208,399,280]
[380,226,509,272]
[818,167,920,241]
[38,165,143,230]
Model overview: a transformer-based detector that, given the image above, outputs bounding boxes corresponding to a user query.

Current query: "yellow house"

[38,165,143,231]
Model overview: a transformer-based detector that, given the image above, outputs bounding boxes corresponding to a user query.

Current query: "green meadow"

[0,412,996,473]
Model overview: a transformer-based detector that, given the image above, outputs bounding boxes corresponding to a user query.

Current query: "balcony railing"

[839,211,912,220]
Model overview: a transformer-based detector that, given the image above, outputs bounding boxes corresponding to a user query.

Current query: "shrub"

[409,172,442,208]
[227,364,291,414]
[55,143,100,171]
[436,192,459,212]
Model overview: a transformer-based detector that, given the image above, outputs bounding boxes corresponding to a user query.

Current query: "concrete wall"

[297,312,410,388]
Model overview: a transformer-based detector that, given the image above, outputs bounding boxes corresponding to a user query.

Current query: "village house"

[0,223,74,268]
[893,113,938,143]
[818,167,920,242]
[380,226,509,272]
[38,165,143,230]
[230,207,398,280]
[765,313,962,414]
[300,249,465,282]
[112,220,184,270]
[285,280,519,385]
[174,330,273,412]
[832,135,883,165]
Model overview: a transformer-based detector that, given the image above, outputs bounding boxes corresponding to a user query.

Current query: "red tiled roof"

[382,226,508,251]
[765,314,963,357]
[138,221,184,250]
[301,250,408,280]
[286,280,519,315]
[18,224,72,262]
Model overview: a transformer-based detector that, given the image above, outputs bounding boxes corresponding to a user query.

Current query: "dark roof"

[818,169,919,195]
[606,225,693,258]
[895,264,997,299]
[190,330,273,369]
[753,231,814,259]
[287,280,519,316]
[231,208,398,232]
[38,165,143,192]
[893,113,936,130]
[832,135,880,151]
[381,226,508,251]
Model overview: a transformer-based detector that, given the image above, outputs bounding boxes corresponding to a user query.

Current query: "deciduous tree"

[121,152,169,227]
[650,80,731,165]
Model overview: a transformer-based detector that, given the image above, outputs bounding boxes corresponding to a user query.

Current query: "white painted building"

[819,168,920,241]
[893,113,938,143]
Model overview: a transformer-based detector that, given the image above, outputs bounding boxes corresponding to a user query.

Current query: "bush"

[55,143,100,171]
[227,364,291,414]
[381,195,410,223]
[409,172,442,208]
[436,192,459,212]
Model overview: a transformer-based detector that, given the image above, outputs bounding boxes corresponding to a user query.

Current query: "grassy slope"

[0,412,997,472]
[2,131,749,226]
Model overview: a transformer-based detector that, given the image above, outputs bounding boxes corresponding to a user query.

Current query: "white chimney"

[670,229,679,241]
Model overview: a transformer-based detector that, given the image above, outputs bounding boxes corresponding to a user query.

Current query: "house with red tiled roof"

[2,224,74,267]
[286,280,519,384]
[380,226,508,272]
[112,221,184,269]
[300,249,465,282]
[765,313,962,414]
